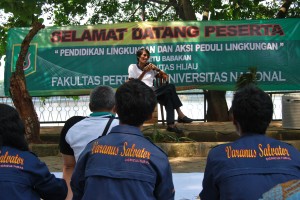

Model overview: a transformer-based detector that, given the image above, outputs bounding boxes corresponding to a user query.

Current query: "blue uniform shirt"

[200,134,300,200]
[0,146,67,200]
[71,125,175,200]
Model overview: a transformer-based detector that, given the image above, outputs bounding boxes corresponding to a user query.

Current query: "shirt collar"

[110,124,143,136]
[90,112,115,117]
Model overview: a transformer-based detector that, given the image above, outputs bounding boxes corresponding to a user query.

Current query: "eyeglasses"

[142,53,149,57]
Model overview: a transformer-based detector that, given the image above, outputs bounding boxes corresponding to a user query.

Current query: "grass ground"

[39,155,207,173]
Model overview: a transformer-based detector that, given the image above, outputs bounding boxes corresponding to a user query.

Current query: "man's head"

[115,79,157,127]
[136,48,150,63]
[231,84,273,135]
[0,103,28,151]
[89,86,116,112]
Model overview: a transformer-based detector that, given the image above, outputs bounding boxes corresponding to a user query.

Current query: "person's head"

[89,86,116,112]
[231,84,273,135]
[115,79,157,127]
[136,48,150,64]
[0,104,29,151]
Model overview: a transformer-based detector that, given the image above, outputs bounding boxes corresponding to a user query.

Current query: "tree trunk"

[200,1,229,122]
[206,90,229,121]
[178,0,197,20]
[170,0,197,20]
[169,0,230,122]
[9,22,45,143]
[276,0,292,18]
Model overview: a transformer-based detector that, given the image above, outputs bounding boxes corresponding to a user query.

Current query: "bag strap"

[99,116,115,137]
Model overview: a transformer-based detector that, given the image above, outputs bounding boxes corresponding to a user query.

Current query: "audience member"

[199,84,300,200]
[71,79,175,200]
[59,85,119,200]
[0,103,67,200]
[128,48,193,134]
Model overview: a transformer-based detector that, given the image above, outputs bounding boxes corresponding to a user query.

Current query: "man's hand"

[143,64,155,72]
[159,71,169,81]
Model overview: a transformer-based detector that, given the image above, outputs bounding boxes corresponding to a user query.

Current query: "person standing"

[71,79,175,200]
[0,103,67,200]
[199,84,300,200]
[128,48,193,134]
[59,85,119,200]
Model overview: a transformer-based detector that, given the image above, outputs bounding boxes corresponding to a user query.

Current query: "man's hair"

[0,104,29,151]
[231,84,273,134]
[136,48,150,62]
[115,79,157,126]
[89,86,115,112]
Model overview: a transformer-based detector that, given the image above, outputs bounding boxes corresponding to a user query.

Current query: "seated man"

[128,48,193,134]
[199,84,300,200]
[59,85,119,200]
[71,79,175,200]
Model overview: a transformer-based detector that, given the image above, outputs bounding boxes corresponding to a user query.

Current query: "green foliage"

[144,124,195,143]
[0,0,47,56]
[0,25,7,56]
[39,96,48,105]
[0,0,45,24]
[39,96,80,105]
[67,96,80,101]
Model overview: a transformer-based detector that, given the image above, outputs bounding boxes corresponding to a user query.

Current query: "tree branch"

[127,4,142,21]
[148,0,174,6]
[155,4,172,20]
[202,0,210,21]
[276,0,292,18]
[16,22,45,76]
[168,0,186,20]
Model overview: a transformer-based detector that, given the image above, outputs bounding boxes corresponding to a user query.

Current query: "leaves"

[144,124,195,143]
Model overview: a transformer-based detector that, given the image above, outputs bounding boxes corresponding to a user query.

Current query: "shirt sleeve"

[128,64,137,79]
[70,145,91,200]
[29,155,68,200]
[154,157,175,200]
[59,116,85,155]
[199,152,219,200]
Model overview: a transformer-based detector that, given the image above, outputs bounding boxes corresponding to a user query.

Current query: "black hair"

[136,48,150,62]
[0,104,29,151]
[115,79,157,126]
[89,86,115,112]
[231,84,273,134]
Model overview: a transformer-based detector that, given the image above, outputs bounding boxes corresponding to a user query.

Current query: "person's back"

[73,128,173,199]
[204,134,300,200]
[64,85,119,161]
[65,114,119,161]
[0,104,67,200]
[0,146,67,200]
[200,84,300,200]
[71,79,175,200]
[60,85,119,199]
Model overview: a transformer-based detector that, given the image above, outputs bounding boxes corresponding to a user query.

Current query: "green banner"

[4,18,300,96]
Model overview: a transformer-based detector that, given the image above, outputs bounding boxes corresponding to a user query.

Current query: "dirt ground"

[40,155,207,173]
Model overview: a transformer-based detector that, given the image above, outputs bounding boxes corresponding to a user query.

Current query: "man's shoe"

[167,126,183,134]
[178,116,193,123]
